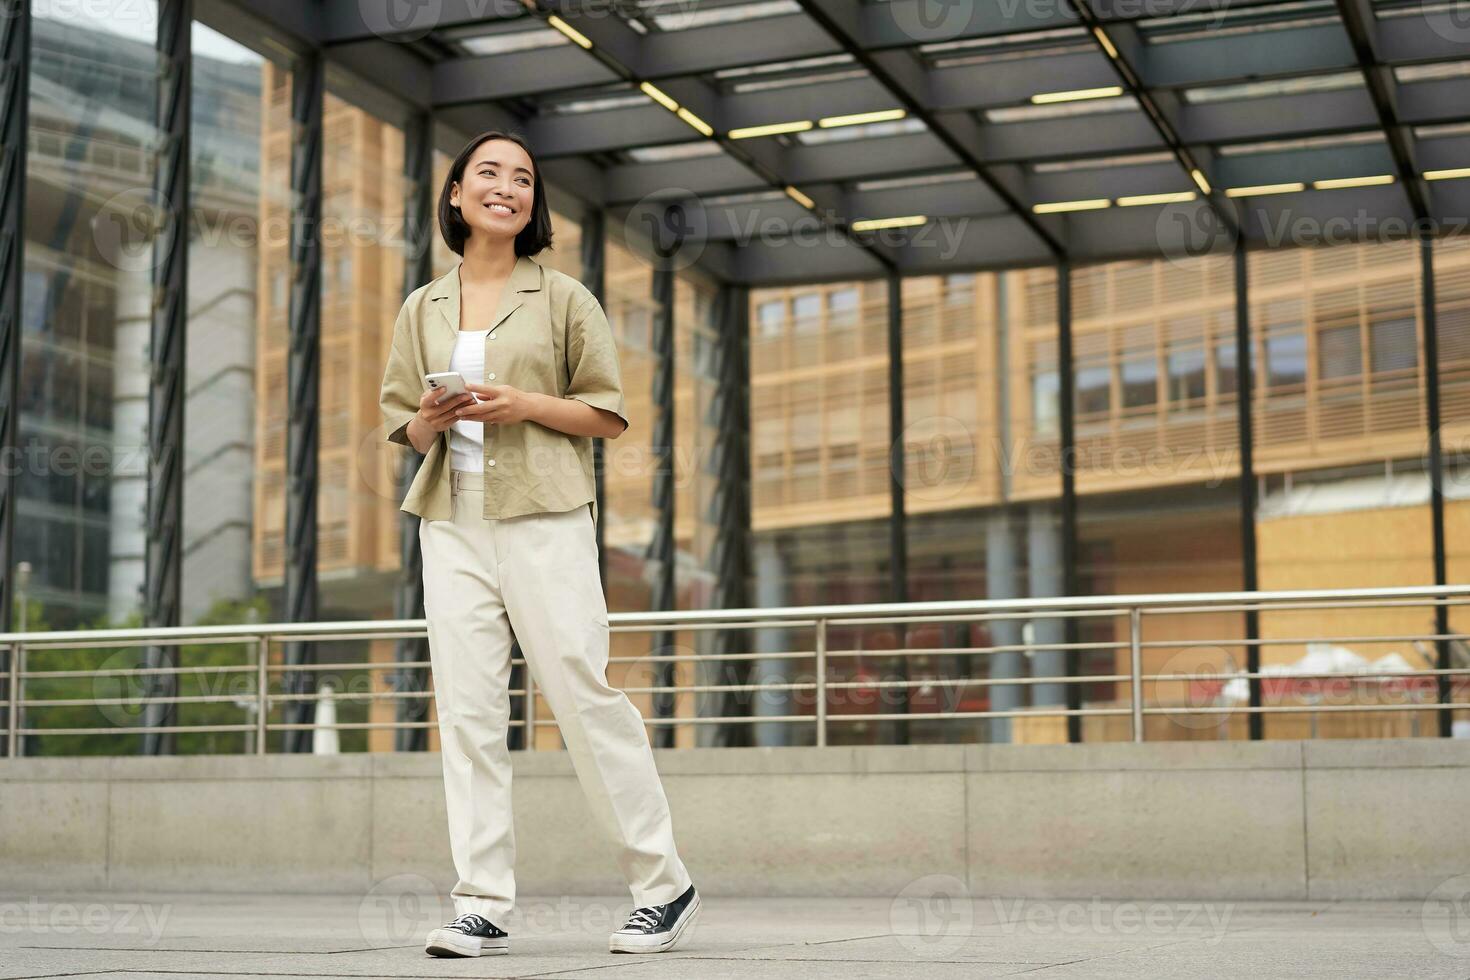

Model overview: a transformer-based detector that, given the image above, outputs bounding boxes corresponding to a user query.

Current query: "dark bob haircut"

[437,129,554,258]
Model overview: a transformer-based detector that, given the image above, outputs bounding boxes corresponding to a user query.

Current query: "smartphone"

[424,371,477,404]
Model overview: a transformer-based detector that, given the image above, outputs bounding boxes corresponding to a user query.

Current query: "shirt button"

[489,333,497,340]
[488,459,496,466]
[487,372,496,380]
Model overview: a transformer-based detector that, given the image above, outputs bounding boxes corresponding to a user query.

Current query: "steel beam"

[647,255,676,749]
[0,0,30,752]
[1420,235,1451,737]
[1235,242,1262,740]
[141,0,193,755]
[392,110,433,753]
[580,207,609,591]
[281,50,324,754]
[706,282,753,747]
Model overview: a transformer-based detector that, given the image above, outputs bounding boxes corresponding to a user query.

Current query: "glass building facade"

[6,1,1468,754]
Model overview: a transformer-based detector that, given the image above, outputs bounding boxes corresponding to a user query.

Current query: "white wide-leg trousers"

[419,468,692,923]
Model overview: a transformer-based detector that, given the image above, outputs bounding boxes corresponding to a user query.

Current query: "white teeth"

[486,204,513,214]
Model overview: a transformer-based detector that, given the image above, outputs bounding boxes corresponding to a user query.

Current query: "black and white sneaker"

[424,912,509,957]
[609,884,700,953]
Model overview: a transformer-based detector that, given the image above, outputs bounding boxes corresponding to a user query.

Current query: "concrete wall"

[3,739,1468,901]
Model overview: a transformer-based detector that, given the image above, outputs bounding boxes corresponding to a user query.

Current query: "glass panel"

[17,1,164,755]
[1252,239,1439,740]
[20,1,162,632]
[1432,236,1470,736]
[1066,255,1246,742]
[748,278,893,746]
[901,268,1068,744]
[672,274,732,747]
[1167,343,1207,407]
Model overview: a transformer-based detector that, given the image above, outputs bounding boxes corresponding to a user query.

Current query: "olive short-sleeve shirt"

[378,254,628,527]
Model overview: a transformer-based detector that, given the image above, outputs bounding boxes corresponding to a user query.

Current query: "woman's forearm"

[524,392,625,439]
[406,415,437,455]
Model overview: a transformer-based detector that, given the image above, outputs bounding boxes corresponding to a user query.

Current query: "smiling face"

[448,137,535,245]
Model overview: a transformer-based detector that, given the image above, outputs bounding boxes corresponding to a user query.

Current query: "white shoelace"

[626,906,662,931]
[450,913,489,933]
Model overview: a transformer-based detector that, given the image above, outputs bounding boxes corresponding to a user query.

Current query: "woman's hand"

[405,387,473,453]
[456,383,534,426]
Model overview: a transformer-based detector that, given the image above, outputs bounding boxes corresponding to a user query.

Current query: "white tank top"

[447,328,492,473]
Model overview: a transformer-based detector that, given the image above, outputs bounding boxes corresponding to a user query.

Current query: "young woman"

[378,129,700,959]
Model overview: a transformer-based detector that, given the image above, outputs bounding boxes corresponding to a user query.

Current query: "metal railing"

[3,584,1469,756]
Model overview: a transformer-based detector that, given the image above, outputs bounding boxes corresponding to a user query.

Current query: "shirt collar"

[427,253,543,337]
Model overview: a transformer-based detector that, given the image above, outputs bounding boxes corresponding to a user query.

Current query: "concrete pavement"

[3,890,1469,978]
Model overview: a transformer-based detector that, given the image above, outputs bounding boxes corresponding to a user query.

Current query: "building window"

[1167,345,1206,405]
[1075,360,1110,416]
[1031,367,1059,437]
[1214,337,1238,396]
[623,307,651,351]
[757,299,785,337]
[1265,329,1306,389]
[792,292,821,335]
[1119,352,1158,409]
[1369,316,1417,374]
[944,272,975,307]
[828,287,858,327]
[1318,323,1362,381]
